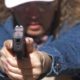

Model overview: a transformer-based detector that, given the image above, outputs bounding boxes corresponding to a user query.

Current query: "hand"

[0,37,52,80]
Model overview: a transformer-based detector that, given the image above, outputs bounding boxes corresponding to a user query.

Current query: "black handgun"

[13,25,26,59]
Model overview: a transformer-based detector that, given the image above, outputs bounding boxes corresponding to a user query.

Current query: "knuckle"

[37,69,42,75]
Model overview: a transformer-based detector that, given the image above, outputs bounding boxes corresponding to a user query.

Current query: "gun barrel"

[13,25,25,59]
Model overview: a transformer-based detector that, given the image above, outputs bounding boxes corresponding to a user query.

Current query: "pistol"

[13,25,26,59]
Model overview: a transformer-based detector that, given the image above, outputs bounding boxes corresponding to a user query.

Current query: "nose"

[25,3,41,20]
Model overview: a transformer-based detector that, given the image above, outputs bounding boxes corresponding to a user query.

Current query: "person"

[0,0,61,80]
[0,0,59,80]
[0,0,80,80]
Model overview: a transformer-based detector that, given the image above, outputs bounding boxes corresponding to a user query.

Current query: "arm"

[39,23,80,75]
[0,23,80,80]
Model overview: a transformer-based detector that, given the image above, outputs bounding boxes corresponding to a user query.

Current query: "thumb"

[25,37,35,53]
[1,40,14,57]
[4,40,13,50]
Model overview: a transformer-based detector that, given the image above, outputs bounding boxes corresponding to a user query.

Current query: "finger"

[1,56,18,71]
[25,37,35,53]
[7,71,35,80]
[19,68,41,79]
[0,46,15,58]
[0,56,7,72]
[7,71,23,80]
[32,68,42,77]
[6,63,22,75]
[4,40,13,50]
[2,40,16,57]
[7,57,18,67]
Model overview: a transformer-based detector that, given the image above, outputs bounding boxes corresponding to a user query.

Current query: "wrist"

[39,51,52,74]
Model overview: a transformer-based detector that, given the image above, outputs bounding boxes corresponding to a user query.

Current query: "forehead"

[12,0,57,12]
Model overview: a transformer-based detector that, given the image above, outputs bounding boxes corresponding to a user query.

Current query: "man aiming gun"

[1,0,80,80]
[0,0,56,79]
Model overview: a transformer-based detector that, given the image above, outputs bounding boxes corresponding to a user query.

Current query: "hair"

[52,0,80,36]
[0,0,11,23]
[60,0,80,25]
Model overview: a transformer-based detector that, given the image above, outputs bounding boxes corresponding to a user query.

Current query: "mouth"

[28,22,42,31]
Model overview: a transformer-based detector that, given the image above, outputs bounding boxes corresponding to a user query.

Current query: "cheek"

[17,15,26,22]
[43,13,54,28]
[19,17,28,27]
[14,12,27,25]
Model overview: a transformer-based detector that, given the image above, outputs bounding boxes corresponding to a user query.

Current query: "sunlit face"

[12,0,58,37]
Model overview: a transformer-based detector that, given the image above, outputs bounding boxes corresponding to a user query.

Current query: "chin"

[27,31,44,37]
[28,33,41,37]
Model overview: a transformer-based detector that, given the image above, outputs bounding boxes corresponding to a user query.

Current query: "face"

[12,0,58,37]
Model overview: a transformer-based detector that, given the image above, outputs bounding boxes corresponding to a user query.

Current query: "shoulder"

[0,16,13,48]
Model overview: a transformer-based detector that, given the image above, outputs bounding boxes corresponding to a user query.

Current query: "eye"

[25,8,29,11]
[37,2,54,11]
